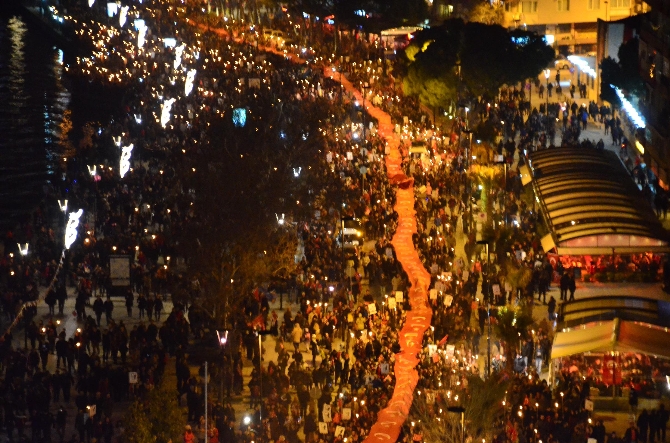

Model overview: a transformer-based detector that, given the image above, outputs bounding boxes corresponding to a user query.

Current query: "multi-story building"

[638,0,670,187]
[501,0,649,51]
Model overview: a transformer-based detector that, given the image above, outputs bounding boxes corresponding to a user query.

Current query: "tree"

[402,19,554,107]
[600,37,644,107]
[468,1,504,25]
[123,383,186,443]
[410,375,508,443]
[494,302,534,372]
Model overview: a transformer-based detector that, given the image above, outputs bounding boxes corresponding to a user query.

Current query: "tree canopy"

[600,37,644,107]
[402,19,554,108]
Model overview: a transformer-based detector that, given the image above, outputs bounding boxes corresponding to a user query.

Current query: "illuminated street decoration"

[174,44,185,70]
[161,98,176,128]
[120,144,133,178]
[119,6,129,28]
[567,55,596,79]
[233,108,247,127]
[106,2,118,17]
[65,209,84,249]
[17,243,29,256]
[185,69,196,96]
[137,22,147,48]
[612,85,646,128]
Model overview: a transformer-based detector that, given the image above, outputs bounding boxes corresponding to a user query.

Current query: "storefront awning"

[551,319,670,359]
[527,148,670,255]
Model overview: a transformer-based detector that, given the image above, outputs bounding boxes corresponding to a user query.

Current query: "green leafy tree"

[402,19,554,107]
[494,303,534,372]
[123,400,156,443]
[600,37,644,107]
[123,384,186,443]
[410,375,508,443]
[468,1,504,25]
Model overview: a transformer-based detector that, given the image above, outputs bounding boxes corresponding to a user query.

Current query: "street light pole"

[544,69,550,116]
[477,239,492,378]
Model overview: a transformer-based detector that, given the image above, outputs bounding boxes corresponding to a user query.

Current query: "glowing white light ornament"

[113,136,122,147]
[65,209,84,249]
[137,24,147,48]
[58,199,68,212]
[17,243,29,256]
[174,44,185,70]
[119,5,129,27]
[87,165,97,176]
[134,114,142,124]
[120,144,133,178]
[276,213,285,225]
[161,98,176,128]
[185,69,197,96]
[293,167,302,177]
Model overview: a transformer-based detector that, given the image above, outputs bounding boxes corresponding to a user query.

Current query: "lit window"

[522,1,538,12]
[557,0,570,11]
[588,0,600,9]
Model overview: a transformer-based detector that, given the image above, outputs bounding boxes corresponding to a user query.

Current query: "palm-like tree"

[494,303,534,372]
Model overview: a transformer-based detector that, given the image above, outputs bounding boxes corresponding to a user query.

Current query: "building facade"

[502,0,648,49]
[638,0,670,187]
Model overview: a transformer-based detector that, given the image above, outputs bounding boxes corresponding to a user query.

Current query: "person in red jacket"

[183,425,195,443]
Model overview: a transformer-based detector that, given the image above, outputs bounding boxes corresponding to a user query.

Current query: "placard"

[346,152,353,161]
[492,284,501,296]
[380,363,390,375]
[323,404,332,422]
[326,152,333,163]
[426,391,436,405]
[336,426,346,438]
[388,297,397,309]
[444,295,453,307]
[386,247,393,258]
[427,344,437,356]
[585,399,594,411]
[395,291,403,302]
[445,344,455,356]
[342,408,352,420]
[403,116,408,125]
[429,289,438,300]
[319,422,328,434]
[367,303,377,315]
[128,372,138,384]
[462,270,469,281]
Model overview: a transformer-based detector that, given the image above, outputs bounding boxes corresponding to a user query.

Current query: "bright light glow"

[137,23,148,48]
[88,0,95,6]
[544,69,550,79]
[161,98,176,128]
[113,136,122,147]
[119,5,129,27]
[612,85,646,128]
[544,34,555,45]
[185,69,197,96]
[120,144,134,178]
[567,56,596,79]
[134,114,142,124]
[174,44,185,70]
[276,213,285,225]
[17,243,29,256]
[106,2,118,17]
[65,209,83,249]
[293,167,302,177]
[635,140,645,155]
[87,165,97,177]
[243,416,251,425]
[58,199,68,212]
[163,38,177,48]
[233,108,247,127]
[134,19,145,31]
